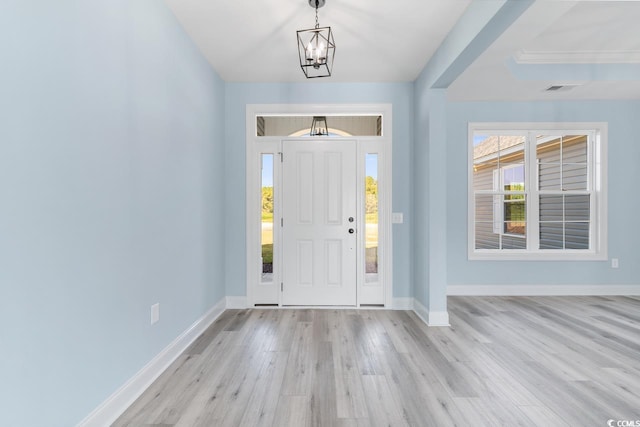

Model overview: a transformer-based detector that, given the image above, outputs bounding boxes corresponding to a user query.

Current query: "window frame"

[468,122,608,261]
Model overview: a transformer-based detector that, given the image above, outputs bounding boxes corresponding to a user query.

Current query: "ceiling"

[448,1,640,101]
[166,0,640,101]
[165,0,471,82]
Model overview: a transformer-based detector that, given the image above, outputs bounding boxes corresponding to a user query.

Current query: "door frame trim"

[245,104,393,307]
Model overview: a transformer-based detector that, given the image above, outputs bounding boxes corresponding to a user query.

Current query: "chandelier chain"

[315,5,319,29]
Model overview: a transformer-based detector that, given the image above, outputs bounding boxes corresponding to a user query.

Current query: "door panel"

[282,140,357,306]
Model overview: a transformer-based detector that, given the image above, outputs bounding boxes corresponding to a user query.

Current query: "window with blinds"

[469,124,607,260]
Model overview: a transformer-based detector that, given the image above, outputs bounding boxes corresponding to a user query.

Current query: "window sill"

[468,250,608,261]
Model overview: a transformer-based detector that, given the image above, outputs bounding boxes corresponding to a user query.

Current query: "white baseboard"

[412,298,429,325]
[77,297,227,427]
[447,284,640,296]
[392,297,414,310]
[427,310,451,326]
[412,298,450,327]
[226,296,248,308]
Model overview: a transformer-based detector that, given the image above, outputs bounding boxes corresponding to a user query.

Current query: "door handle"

[348,228,355,234]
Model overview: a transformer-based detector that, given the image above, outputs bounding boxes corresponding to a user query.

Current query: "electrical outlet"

[151,303,160,325]
[611,258,619,269]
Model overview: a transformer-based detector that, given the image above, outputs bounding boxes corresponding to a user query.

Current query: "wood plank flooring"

[113,296,640,426]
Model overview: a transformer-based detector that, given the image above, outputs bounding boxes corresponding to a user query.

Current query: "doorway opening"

[246,105,392,307]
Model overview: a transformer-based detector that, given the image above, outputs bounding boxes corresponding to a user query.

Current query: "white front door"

[282,139,357,306]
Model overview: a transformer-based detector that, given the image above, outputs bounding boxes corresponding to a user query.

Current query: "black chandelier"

[310,116,329,136]
[296,0,336,78]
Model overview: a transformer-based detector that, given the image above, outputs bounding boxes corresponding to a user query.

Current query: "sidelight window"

[261,154,274,282]
[365,153,379,282]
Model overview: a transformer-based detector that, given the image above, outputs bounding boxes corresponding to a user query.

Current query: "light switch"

[151,303,160,325]
[392,212,403,224]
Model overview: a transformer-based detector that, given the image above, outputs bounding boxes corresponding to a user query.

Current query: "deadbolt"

[348,216,354,222]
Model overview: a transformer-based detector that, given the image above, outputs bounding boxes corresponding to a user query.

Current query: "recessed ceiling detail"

[448,1,640,101]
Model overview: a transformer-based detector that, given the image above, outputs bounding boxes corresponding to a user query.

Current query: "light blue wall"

[447,100,640,285]
[411,0,534,313]
[0,1,226,426]
[224,83,414,298]
[412,82,431,306]
[3,0,639,425]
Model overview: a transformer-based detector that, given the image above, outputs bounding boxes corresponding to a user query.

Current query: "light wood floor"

[114,296,640,426]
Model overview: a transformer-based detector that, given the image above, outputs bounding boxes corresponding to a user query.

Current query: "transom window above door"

[256,115,382,137]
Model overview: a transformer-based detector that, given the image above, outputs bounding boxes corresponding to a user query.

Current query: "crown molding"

[513,49,640,64]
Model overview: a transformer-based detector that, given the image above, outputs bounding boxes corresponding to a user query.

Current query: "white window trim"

[468,122,608,261]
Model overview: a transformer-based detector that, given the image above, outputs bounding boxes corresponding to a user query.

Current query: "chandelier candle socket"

[297,0,336,78]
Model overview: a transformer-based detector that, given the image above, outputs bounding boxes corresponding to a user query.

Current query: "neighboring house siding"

[474,193,496,249]
[538,136,589,249]
[473,136,526,249]
[473,135,589,250]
